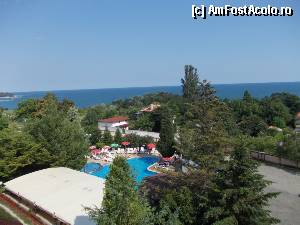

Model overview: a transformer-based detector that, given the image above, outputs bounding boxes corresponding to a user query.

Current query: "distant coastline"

[0,92,15,99]
[1,82,300,110]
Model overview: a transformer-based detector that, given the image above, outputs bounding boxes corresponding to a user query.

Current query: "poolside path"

[259,163,300,225]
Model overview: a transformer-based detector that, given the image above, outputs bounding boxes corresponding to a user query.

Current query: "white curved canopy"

[5,167,104,225]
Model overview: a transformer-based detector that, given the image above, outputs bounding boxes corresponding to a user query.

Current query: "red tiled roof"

[98,116,128,123]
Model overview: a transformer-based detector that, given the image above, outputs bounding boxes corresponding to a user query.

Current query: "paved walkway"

[259,164,300,225]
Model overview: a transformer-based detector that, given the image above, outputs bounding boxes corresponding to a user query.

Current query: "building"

[140,102,161,113]
[98,116,129,134]
[295,112,300,132]
[125,130,160,142]
[98,116,160,141]
[3,167,105,225]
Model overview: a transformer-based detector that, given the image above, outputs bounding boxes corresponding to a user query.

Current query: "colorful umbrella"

[110,143,119,148]
[121,141,130,146]
[91,149,101,155]
[147,143,156,149]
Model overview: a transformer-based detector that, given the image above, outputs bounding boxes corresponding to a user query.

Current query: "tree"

[67,106,79,122]
[181,65,200,101]
[0,127,51,181]
[114,128,123,144]
[154,202,182,225]
[82,108,99,132]
[280,133,300,161]
[102,129,113,145]
[270,92,300,116]
[15,98,39,119]
[179,100,229,170]
[156,187,195,225]
[272,116,286,128]
[89,127,102,145]
[26,102,88,170]
[132,114,154,131]
[206,140,279,225]
[198,79,216,102]
[0,112,8,131]
[81,105,118,132]
[86,156,153,225]
[157,107,175,157]
[238,115,268,137]
[243,90,253,102]
[261,98,292,127]
[123,134,154,147]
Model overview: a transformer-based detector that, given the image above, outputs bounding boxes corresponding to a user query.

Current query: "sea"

[1,82,300,110]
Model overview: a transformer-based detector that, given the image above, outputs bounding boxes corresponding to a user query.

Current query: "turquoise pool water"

[82,157,159,183]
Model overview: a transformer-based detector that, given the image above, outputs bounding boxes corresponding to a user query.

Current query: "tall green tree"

[181,65,200,101]
[198,79,216,102]
[89,127,102,145]
[26,102,88,170]
[180,100,229,170]
[206,140,279,225]
[102,128,113,145]
[0,127,51,181]
[114,128,123,144]
[261,98,292,127]
[86,156,153,225]
[157,107,175,157]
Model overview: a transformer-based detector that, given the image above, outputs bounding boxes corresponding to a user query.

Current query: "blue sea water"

[1,82,300,109]
[82,157,159,183]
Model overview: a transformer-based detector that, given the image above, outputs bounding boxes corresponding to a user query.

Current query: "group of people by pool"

[88,143,159,164]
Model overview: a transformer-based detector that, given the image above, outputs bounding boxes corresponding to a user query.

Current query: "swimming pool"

[82,156,159,183]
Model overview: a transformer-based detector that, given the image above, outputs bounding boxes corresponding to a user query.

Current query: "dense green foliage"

[181,65,200,101]
[206,142,279,225]
[2,65,300,225]
[113,128,123,144]
[0,126,51,181]
[157,107,175,157]
[102,129,113,145]
[0,110,9,131]
[86,157,153,225]
[88,65,288,225]
[123,134,154,147]
[278,132,300,161]
[0,94,88,181]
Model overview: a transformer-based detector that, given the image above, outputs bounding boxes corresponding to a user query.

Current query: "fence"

[251,151,300,169]
[0,193,45,225]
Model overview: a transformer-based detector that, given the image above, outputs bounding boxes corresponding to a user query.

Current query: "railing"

[251,151,300,169]
[0,193,45,225]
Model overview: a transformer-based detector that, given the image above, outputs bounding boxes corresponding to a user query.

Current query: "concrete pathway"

[259,164,300,225]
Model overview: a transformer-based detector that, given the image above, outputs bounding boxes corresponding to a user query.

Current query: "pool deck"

[87,153,160,167]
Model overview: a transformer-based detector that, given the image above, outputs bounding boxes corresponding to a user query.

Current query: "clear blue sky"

[0,0,299,92]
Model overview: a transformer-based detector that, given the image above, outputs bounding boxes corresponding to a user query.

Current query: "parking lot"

[259,164,300,225]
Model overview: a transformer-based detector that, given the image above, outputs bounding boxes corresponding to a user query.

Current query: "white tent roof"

[4,167,105,225]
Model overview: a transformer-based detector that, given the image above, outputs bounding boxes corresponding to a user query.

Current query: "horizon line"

[3,80,300,93]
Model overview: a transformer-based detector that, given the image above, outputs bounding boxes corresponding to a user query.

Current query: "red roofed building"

[98,116,129,134]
